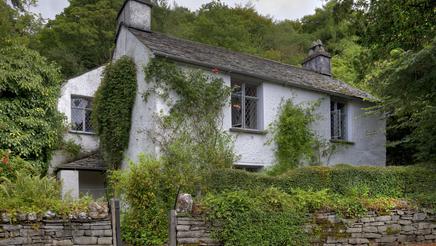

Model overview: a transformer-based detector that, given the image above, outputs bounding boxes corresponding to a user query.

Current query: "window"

[231,81,259,129]
[331,100,347,140]
[71,96,93,133]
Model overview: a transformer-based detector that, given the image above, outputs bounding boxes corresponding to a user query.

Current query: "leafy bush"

[92,56,137,168]
[0,171,92,219]
[202,187,391,245]
[0,149,42,180]
[108,155,178,246]
[268,99,318,174]
[203,188,309,246]
[0,45,64,171]
[206,164,436,203]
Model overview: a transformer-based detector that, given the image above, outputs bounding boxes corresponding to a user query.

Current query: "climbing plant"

[143,58,236,188]
[108,58,237,245]
[92,56,137,168]
[268,99,318,175]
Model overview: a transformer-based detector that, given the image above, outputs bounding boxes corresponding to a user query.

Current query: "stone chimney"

[117,0,153,32]
[302,40,332,76]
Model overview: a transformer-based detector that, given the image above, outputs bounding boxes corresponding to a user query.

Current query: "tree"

[31,0,124,78]
[367,40,436,163]
[359,0,435,59]
[0,0,42,47]
[0,45,64,171]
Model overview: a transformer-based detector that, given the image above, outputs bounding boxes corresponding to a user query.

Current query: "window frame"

[330,99,348,141]
[70,95,94,134]
[231,81,260,130]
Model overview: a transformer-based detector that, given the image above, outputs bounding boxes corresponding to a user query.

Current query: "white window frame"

[70,95,94,133]
[330,99,348,140]
[231,81,260,130]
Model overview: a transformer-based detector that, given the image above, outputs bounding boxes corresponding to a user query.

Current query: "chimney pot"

[117,0,153,32]
[302,40,332,76]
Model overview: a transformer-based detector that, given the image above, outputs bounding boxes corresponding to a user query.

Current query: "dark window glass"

[231,81,258,129]
[71,96,94,133]
[331,100,347,140]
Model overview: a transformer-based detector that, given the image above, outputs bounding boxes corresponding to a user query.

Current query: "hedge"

[206,164,436,200]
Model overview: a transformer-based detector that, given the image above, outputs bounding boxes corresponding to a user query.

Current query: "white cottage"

[53,0,386,198]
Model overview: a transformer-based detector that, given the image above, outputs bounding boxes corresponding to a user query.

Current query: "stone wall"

[176,216,219,246]
[173,209,436,246]
[313,210,436,245]
[0,219,113,246]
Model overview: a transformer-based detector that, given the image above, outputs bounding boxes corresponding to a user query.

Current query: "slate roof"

[129,28,374,100]
[56,154,107,172]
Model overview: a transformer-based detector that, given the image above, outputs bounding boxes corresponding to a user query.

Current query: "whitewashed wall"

[223,81,386,167]
[113,26,157,168]
[73,27,386,169]
[50,66,104,172]
[58,66,104,152]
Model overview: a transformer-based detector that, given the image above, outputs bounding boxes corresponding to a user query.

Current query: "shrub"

[92,56,137,168]
[202,188,309,246]
[206,164,436,205]
[108,155,178,246]
[0,171,92,219]
[0,45,64,171]
[0,149,42,180]
[268,99,318,174]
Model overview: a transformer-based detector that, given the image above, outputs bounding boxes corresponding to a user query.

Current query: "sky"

[30,0,324,21]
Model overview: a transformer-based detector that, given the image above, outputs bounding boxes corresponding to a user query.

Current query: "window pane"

[245,98,257,129]
[71,96,94,133]
[72,97,92,109]
[232,81,242,97]
[245,84,257,97]
[71,108,84,131]
[331,100,346,140]
[340,110,347,139]
[85,99,92,109]
[85,110,93,132]
[232,96,242,127]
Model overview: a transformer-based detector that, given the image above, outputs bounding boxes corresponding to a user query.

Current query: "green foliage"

[206,164,436,202]
[93,56,137,168]
[203,188,309,246]
[60,139,82,158]
[0,149,42,181]
[0,0,41,47]
[109,58,237,244]
[108,155,178,246]
[356,0,435,59]
[268,99,318,174]
[366,40,436,162]
[31,0,124,77]
[202,186,403,245]
[201,165,435,244]
[0,45,64,171]
[144,58,236,182]
[331,37,364,85]
[0,150,94,219]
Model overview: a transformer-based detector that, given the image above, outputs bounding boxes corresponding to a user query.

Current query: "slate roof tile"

[56,154,107,171]
[129,28,374,100]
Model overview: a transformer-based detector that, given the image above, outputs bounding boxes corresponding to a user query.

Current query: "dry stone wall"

[176,216,219,246]
[0,202,114,246]
[0,219,113,246]
[174,209,436,246]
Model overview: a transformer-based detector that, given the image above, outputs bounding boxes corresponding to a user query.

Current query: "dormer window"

[231,81,259,130]
[331,100,347,140]
[71,95,93,133]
